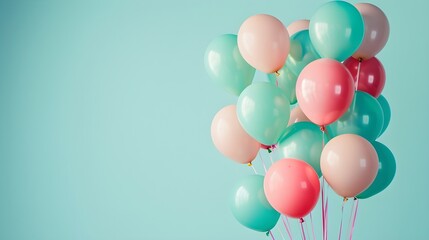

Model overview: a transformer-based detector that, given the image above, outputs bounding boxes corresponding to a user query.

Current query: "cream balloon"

[287,106,310,126]
[320,134,379,198]
[287,19,310,36]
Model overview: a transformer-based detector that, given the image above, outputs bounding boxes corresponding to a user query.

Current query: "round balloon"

[309,1,364,62]
[287,19,310,36]
[204,34,255,96]
[230,175,280,232]
[286,30,321,77]
[377,95,391,136]
[327,91,384,141]
[288,105,310,126]
[264,158,320,218]
[237,82,290,145]
[267,64,297,104]
[238,14,290,73]
[211,105,261,164]
[358,141,396,199]
[296,58,355,126]
[343,57,386,98]
[320,134,379,198]
[275,122,327,177]
[353,3,390,60]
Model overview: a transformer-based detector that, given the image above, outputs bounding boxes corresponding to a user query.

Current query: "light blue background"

[0,0,427,239]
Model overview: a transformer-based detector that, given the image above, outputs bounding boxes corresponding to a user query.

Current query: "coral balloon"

[287,19,309,36]
[353,3,390,60]
[320,134,379,198]
[296,58,355,126]
[238,14,290,73]
[211,105,261,164]
[230,175,280,232]
[264,159,320,219]
[344,57,386,98]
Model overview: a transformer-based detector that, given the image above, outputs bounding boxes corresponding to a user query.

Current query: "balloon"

[327,91,384,141]
[264,158,320,219]
[309,1,364,62]
[267,64,298,104]
[358,141,396,199]
[275,122,328,177]
[296,58,355,126]
[353,3,390,60]
[204,34,255,96]
[230,175,280,232]
[211,105,261,164]
[320,134,379,198]
[238,14,290,73]
[237,82,290,145]
[377,95,391,136]
[286,30,321,77]
[287,19,309,36]
[288,105,310,126]
[343,57,386,98]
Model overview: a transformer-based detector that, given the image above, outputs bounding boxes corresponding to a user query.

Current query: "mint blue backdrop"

[0,0,427,239]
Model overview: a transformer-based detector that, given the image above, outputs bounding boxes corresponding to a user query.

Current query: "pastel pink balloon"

[287,105,311,126]
[287,19,310,36]
[264,158,320,219]
[211,105,261,164]
[343,57,386,98]
[238,14,290,73]
[296,58,355,126]
[352,3,390,60]
[320,134,379,198]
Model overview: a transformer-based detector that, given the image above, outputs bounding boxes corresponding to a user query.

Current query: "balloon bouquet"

[205,1,395,239]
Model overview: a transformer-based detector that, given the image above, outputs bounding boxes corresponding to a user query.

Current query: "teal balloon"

[267,65,297,104]
[230,175,280,232]
[204,34,255,96]
[286,30,321,76]
[275,122,327,177]
[309,1,364,62]
[358,141,396,199]
[327,91,384,141]
[237,82,290,145]
[377,95,391,136]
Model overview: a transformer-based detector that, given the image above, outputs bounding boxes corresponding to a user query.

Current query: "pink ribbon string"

[281,215,293,240]
[277,227,286,240]
[349,199,359,240]
[324,186,329,240]
[269,230,276,240]
[355,59,362,91]
[310,212,316,240]
[300,218,307,240]
[347,198,357,238]
[338,199,347,240]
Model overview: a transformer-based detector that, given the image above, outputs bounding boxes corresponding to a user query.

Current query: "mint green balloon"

[237,82,290,145]
[286,30,321,76]
[230,175,280,232]
[275,122,327,177]
[267,65,297,104]
[204,34,255,96]
[309,1,364,62]
[358,141,396,199]
[377,95,391,136]
[327,91,384,141]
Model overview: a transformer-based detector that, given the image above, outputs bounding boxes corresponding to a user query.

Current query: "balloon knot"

[275,71,280,76]
[266,231,270,236]
[354,197,358,201]
[299,218,304,223]
[247,162,253,167]
[358,57,363,63]
[343,197,348,202]
[320,125,326,132]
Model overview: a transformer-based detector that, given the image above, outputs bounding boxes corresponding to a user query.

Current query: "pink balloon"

[264,159,320,219]
[352,3,390,60]
[287,105,311,126]
[343,57,386,98]
[238,14,290,73]
[320,134,379,198]
[287,19,310,36]
[296,58,355,126]
[211,105,261,164]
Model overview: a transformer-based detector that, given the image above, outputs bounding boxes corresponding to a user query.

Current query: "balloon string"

[275,71,280,87]
[338,198,347,240]
[258,152,268,173]
[346,198,356,238]
[304,218,310,240]
[299,218,307,240]
[269,230,276,240]
[325,188,329,240]
[310,212,316,240]
[248,162,258,174]
[268,150,274,164]
[355,58,362,91]
[281,215,293,240]
[349,199,359,240]
[278,227,286,240]
[321,178,326,240]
